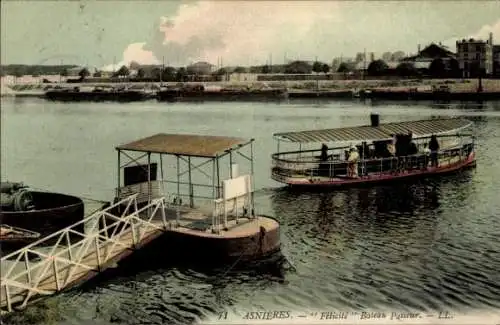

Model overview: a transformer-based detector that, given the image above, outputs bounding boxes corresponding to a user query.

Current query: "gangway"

[0,193,169,313]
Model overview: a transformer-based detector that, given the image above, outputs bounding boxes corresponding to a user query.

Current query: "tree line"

[1,57,472,81]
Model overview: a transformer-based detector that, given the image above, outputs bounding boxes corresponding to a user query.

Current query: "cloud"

[143,1,341,66]
[443,19,500,48]
[100,42,159,71]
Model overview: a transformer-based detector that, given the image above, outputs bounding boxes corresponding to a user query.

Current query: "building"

[456,33,494,77]
[493,45,500,77]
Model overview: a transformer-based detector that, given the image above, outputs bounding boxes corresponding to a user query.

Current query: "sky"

[1,0,500,70]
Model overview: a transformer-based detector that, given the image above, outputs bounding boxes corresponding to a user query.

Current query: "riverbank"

[2,78,500,99]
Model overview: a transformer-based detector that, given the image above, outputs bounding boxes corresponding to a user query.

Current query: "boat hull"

[0,191,85,239]
[45,90,150,102]
[157,89,288,102]
[273,152,476,189]
[365,90,500,101]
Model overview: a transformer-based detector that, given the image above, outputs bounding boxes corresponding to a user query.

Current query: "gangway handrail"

[0,194,169,312]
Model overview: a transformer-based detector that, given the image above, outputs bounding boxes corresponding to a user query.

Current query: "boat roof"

[116,133,252,158]
[273,118,472,143]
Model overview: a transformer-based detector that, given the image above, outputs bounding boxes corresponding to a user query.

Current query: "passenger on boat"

[347,146,360,178]
[320,143,329,161]
[428,135,440,167]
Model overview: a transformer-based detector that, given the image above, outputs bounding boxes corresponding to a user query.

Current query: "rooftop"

[116,133,251,158]
[273,118,472,143]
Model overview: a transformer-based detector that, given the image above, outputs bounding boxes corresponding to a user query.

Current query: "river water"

[1,98,500,324]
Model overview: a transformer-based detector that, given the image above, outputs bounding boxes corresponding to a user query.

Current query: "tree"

[59,69,68,77]
[448,58,460,78]
[233,66,247,73]
[161,67,176,81]
[367,59,389,76]
[429,58,446,78]
[321,63,330,74]
[78,68,90,79]
[396,62,417,77]
[337,62,353,73]
[151,67,162,80]
[176,67,187,82]
[261,65,271,74]
[312,61,322,73]
[136,68,146,79]
[284,60,312,74]
[114,65,130,77]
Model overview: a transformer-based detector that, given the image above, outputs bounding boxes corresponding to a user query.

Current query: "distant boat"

[0,182,85,239]
[45,86,151,102]
[157,84,288,102]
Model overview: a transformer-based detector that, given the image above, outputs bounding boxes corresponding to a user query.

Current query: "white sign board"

[222,174,251,201]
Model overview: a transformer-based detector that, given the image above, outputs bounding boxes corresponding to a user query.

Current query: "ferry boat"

[271,114,476,188]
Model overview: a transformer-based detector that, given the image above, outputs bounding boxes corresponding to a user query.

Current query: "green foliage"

[396,62,417,77]
[261,65,271,74]
[285,60,312,74]
[321,63,330,74]
[367,59,389,76]
[337,62,354,73]
[233,66,247,73]
[113,65,130,77]
[0,64,78,77]
[161,66,177,81]
[79,68,90,79]
[429,58,446,77]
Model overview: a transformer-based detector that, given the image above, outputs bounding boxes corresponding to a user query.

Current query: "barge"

[45,86,151,102]
[157,85,288,102]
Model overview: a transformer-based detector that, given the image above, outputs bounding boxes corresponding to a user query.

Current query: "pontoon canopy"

[273,118,472,143]
[116,133,252,158]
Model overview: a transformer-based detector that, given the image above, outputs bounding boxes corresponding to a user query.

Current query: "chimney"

[370,52,375,62]
[489,32,493,45]
[418,44,421,53]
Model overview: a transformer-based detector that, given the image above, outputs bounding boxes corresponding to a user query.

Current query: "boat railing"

[272,133,473,165]
[271,137,474,181]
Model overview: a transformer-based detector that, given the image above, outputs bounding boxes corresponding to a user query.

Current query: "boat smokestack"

[370,113,380,127]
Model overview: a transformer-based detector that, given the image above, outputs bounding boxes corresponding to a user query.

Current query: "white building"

[456,33,494,77]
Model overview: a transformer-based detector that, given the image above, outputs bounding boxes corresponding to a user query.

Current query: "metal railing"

[272,142,474,182]
[0,194,170,312]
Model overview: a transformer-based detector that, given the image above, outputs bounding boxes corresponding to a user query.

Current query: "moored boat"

[271,114,476,189]
[0,225,40,252]
[45,86,150,102]
[0,182,85,237]
[157,84,288,102]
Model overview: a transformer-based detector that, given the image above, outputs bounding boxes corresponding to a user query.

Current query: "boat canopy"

[116,133,253,158]
[273,118,472,143]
